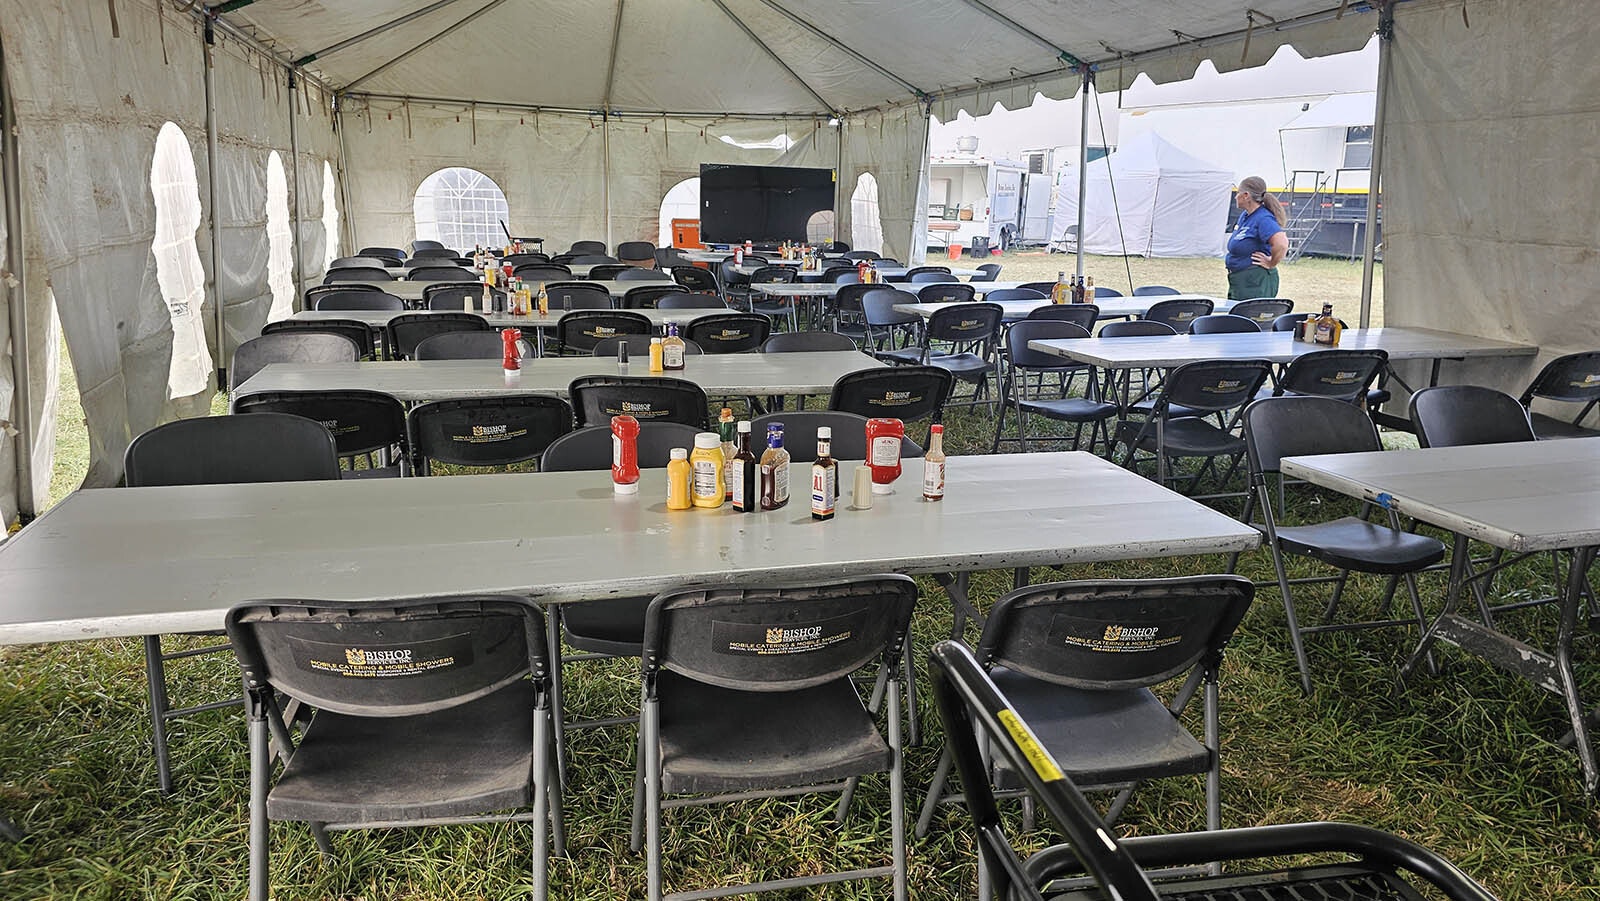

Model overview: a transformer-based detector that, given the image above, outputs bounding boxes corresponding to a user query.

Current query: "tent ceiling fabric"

[225,0,1380,115]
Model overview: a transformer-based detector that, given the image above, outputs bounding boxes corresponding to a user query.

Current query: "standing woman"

[1225,176,1289,300]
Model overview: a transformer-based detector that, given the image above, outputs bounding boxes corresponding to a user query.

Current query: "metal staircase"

[1282,169,1328,263]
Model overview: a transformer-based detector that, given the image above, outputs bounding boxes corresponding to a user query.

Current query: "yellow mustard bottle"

[690,432,725,508]
[666,448,692,511]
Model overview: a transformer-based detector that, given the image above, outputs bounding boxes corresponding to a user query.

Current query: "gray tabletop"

[0,452,1260,645]
[1280,438,1600,553]
[325,279,640,303]
[737,265,980,279]
[1027,327,1540,369]
[290,307,728,332]
[231,350,884,401]
[895,296,1236,323]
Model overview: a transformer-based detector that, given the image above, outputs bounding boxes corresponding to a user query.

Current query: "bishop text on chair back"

[225,595,562,901]
[916,282,976,304]
[634,576,918,901]
[407,396,575,474]
[569,375,710,428]
[684,313,771,354]
[671,265,721,297]
[1273,348,1388,403]
[1228,298,1293,328]
[552,310,651,356]
[1142,297,1214,333]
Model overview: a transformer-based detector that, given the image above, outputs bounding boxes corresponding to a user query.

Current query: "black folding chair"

[993,321,1118,455]
[226,595,563,901]
[568,375,709,428]
[751,410,924,463]
[357,246,405,263]
[414,330,534,360]
[591,335,702,357]
[125,413,341,793]
[1272,348,1389,403]
[631,576,917,901]
[655,294,727,311]
[587,264,628,280]
[406,265,475,281]
[261,318,376,360]
[671,266,721,298]
[1142,298,1214,333]
[1519,350,1600,438]
[568,240,608,255]
[1228,298,1293,328]
[917,282,977,304]
[927,640,1500,901]
[552,310,651,356]
[234,389,409,478]
[1114,359,1272,496]
[1133,284,1181,297]
[513,264,574,283]
[621,284,688,309]
[385,312,492,360]
[683,312,771,354]
[616,267,670,282]
[424,281,504,312]
[861,288,926,365]
[1188,313,1257,335]
[827,366,954,435]
[918,575,1254,845]
[916,302,1005,408]
[313,290,405,313]
[761,331,858,354]
[1231,397,1446,692]
[407,396,575,474]
[323,265,391,283]
[1024,304,1098,330]
[544,282,615,312]
[230,332,359,392]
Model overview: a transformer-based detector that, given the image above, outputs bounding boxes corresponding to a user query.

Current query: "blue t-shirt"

[1225,205,1283,272]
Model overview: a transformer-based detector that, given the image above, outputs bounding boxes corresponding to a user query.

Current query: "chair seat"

[268,681,534,824]
[1530,411,1599,440]
[656,671,889,794]
[1018,397,1120,423]
[1129,398,1207,419]
[1120,417,1245,457]
[988,667,1209,790]
[1269,517,1447,574]
[561,596,650,657]
[929,352,992,381]
[875,347,925,366]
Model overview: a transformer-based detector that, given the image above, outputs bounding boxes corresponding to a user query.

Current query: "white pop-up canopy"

[1050,133,1236,257]
[1,0,1597,527]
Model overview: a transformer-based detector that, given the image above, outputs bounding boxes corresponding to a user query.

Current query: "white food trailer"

[925,151,1051,254]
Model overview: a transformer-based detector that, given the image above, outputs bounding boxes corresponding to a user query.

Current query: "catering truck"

[925,150,1051,254]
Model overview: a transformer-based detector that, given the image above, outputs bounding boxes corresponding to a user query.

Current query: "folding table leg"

[1555,546,1600,794]
[1400,533,1472,683]
[0,812,21,842]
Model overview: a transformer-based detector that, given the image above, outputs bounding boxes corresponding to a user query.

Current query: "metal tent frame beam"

[602,0,627,109]
[705,0,838,115]
[293,0,475,66]
[1,29,36,520]
[345,0,516,93]
[754,0,927,99]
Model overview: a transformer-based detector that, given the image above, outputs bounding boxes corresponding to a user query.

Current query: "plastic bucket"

[947,243,964,261]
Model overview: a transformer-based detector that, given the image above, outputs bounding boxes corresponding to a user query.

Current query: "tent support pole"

[1074,67,1092,279]
[287,70,305,300]
[913,108,932,265]
[835,119,845,244]
[203,16,226,387]
[602,111,612,249]
[0,34,36,519]
[1358,1,1394,329]
[335,97,357,268]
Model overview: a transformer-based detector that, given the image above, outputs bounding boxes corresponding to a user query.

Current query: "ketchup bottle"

[611,414,640,494]
[865,418,904,494]
[501,328,522,386]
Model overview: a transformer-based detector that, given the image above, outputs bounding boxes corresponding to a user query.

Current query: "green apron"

[1227,266,1279,301]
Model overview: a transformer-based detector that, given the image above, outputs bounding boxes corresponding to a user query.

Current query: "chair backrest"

[424,282,504,312]
[568,375,710,428]
[502,252,550,267]
[832,282,878,316]
[748,265,797,285]
[545,282,615,311]
[642,576,918,691]
[656,248,693,268]
[306,282,382,303]
[824,268,861,285]
[917,283,976,304]
[1017,281,1056,295]
[761,331,858,354]
[1244,395,1383,477]
[672,267,721,293]
[1188,313,1259,335]
[1133,285,1181,297]
[261,318,376,359]
[684,313,771,354]
[358,246,406,263]
[983,288,1046,303]
[591,334,702,357]
[622,284,689,309]
[556,310,651,354]
[572,254,620,265]
[411,239,446,252]
[1099,319,1176,338]
[1142,298,1214,332]
[407,396,575,471]
[750,411,923,463]
[1520,350,1600,405]
[973,263,1002,282]
[1271,312,1311,332]
[568,240,608,255]
[230,332,359,391]
[225,595,546,718]
[861,288,921,328]
[410,247,458,259]
[407,265,475,282]
[717,259,749,287]
[1005,320,1091,369]
[656,293,728,311]
[1410,385,1536,448]
[1228,298,1293,327]
[315,290,405,312]
[827,366,954,422]
[414,330,532,360]
[925,302,1003,347]
[124,412,341,486]
[616,267,670,282]
[324,266,392,283]
[385,312,492,359]
[874,258,903,268]
[978,575,1254,690]
[1276,349,1388,403]
[513,264,573,282]
[330,256,390,270]
[540,422,701,471]
[1024,304,1098,330]
[908,270,956,284]
[1090,285,1123,298]
[843,250,880,261]
[233,390,407,460]
[617,241,656,263]
[1157,359,1273,415]
[587,264,628,280]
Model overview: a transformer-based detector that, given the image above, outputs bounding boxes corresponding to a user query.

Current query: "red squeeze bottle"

[501,328,522,370]
[865,417,904,494]
[611,415,640,494]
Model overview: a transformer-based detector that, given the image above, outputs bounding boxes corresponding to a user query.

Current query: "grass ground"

[7,254,1596,900]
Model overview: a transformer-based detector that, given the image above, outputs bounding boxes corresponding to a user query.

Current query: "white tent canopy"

[1050,133,1235,257]
[2,0,1596,527]
[1282,91,1377,130]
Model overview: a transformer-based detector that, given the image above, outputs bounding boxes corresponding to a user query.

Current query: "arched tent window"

[149,122,213,397]
[806,211,835,245]
[414,167,508,252]
[657,177,699,247]
[265,152,294,323]
[321,160,340,269]
[850,173,883,254]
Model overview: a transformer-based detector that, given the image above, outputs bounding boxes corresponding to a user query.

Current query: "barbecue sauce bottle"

[729,421,758,512]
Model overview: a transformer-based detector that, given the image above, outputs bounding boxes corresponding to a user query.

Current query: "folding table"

[1281,438,1600,792]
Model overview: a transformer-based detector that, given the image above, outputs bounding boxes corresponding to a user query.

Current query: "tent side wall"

[1384,0,1599,407]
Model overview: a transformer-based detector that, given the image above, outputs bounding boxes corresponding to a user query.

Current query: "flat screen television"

[699,164,835,245]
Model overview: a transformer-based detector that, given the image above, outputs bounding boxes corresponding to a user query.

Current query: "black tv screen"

[699,164,836,245]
